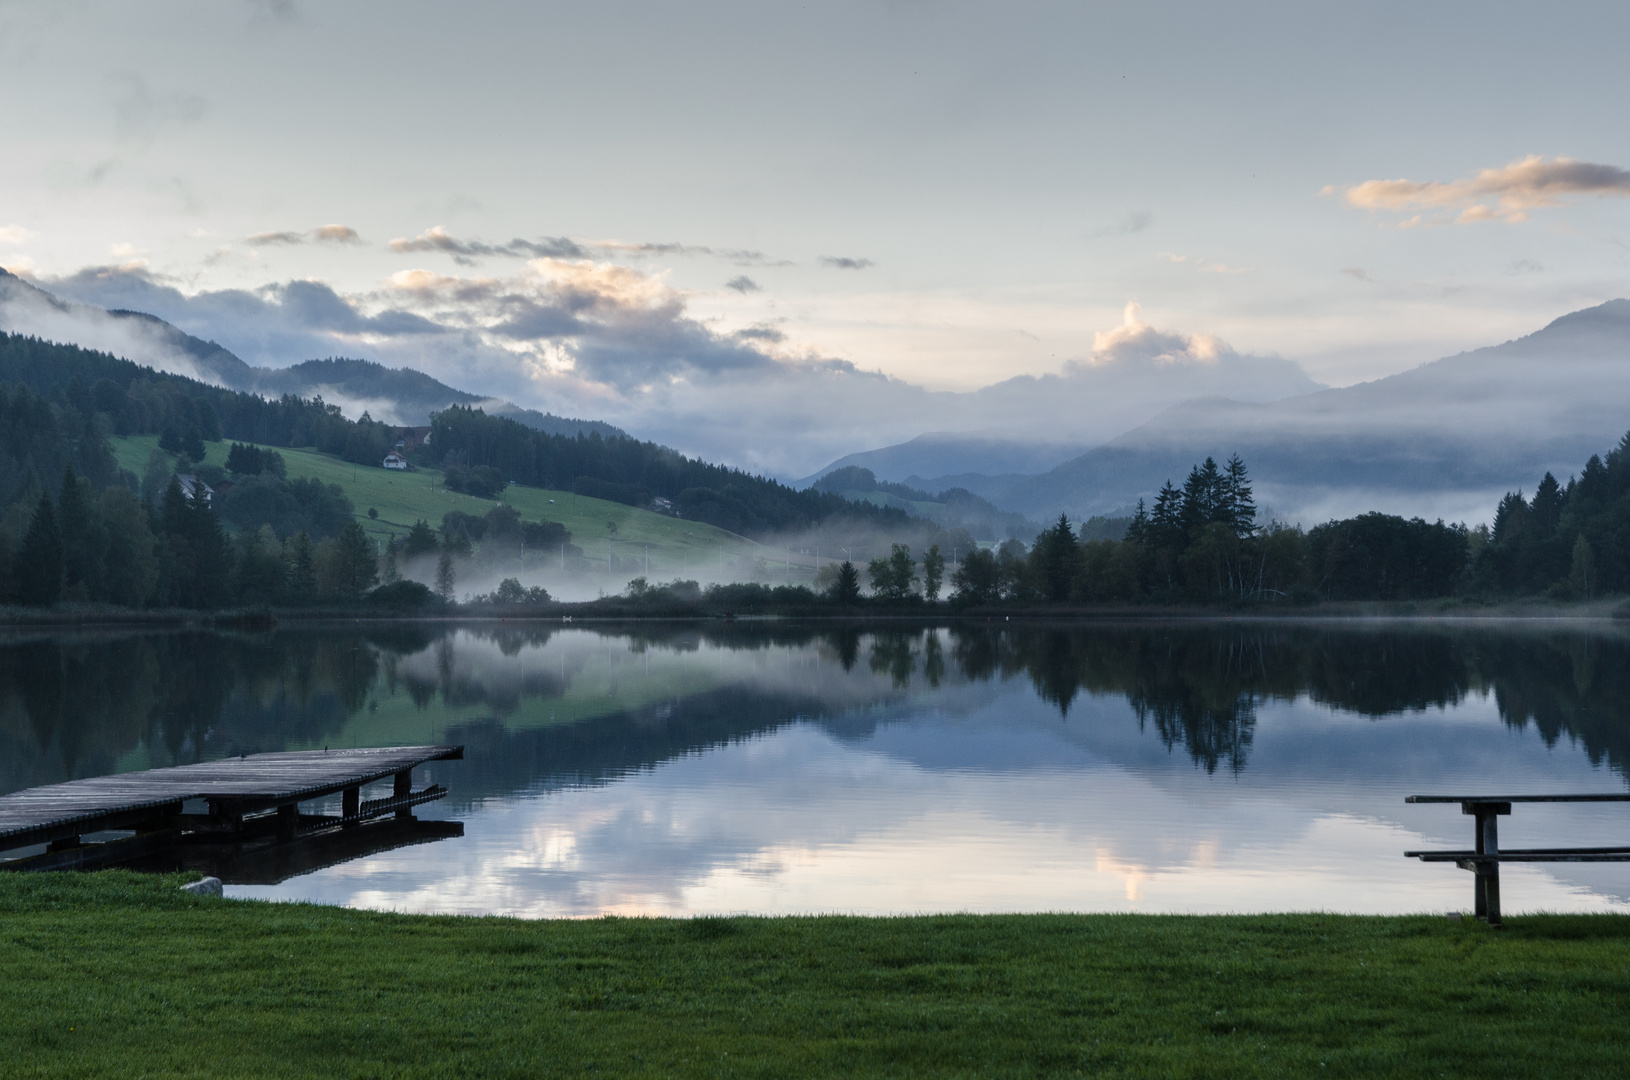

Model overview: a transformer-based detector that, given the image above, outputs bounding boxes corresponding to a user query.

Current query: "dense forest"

[0,334,908,608]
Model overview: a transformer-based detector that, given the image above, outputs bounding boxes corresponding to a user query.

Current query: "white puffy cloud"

[1085,301,1225,366]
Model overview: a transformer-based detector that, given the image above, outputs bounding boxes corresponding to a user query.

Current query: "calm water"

[5,619,1630,916]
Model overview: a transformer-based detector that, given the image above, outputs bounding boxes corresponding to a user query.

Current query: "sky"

[2,0,1629,476]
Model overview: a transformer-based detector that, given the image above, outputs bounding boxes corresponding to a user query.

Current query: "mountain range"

[823,300,1630,526]
[8,263,1629,531]
[0,269,624,439]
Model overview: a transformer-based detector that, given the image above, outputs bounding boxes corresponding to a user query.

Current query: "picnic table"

[1404,794,1630,926]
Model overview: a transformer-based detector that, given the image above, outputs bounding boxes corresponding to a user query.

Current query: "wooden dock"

[0,745,463,871]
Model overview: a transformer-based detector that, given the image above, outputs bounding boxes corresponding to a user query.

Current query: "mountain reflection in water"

[3,620,1629,916]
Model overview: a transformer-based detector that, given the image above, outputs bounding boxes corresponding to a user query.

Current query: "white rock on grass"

[180,876,223,896]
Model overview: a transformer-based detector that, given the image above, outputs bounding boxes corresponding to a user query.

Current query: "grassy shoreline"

[3,873,1628,1078]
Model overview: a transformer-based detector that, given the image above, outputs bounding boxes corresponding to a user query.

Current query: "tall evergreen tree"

[1222,453,1256,535]
[1179,457,1223,535]
[56,464,98,599]
[1030,513,1079,601]
[283,532,317,601]
[1530,472,1565,537]
[435,550,456,601]
[15,495,63,606]
[828,560,862,604]
[329,521,379,598]
[1149,482,1183,547]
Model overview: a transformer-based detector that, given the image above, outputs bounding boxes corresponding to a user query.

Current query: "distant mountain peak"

[0,271,627,440]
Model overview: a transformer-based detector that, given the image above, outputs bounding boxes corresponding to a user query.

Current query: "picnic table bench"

[1404,794,1630,926]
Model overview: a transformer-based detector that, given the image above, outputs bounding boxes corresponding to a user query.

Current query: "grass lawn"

[3,873,1628,1078]
[110,435,765,577]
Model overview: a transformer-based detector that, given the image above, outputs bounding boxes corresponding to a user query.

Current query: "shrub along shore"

[2,873,1628,1078]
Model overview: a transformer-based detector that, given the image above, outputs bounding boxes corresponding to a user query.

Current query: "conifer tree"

[284,532,317,601]
[829,560,862,604]
[56,464,98,598]
[435,550,456,601]
[330,521,379,598]
[1222,453,1256,536]
[15,495,63,606]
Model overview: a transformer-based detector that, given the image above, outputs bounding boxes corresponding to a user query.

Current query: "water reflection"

[3,620,1630,915]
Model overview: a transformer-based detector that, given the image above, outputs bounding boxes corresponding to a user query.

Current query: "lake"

[4,618,1629,917]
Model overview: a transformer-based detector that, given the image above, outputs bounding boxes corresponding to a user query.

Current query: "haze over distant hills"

[0,270,624,439]
[1000,300,1630,525]
[799,299,1630,527]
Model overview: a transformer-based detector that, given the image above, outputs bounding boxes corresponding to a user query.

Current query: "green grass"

[4,873,1629,1078]
[111,434,765,573]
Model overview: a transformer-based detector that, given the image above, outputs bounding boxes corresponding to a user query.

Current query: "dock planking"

[0,745,463,857]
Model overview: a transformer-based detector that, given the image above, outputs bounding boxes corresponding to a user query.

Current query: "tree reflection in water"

[4,621,1630,798]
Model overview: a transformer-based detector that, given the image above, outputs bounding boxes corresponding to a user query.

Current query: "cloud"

[1329,155,1630,225]
[1084,301,1227,367]
[1340,267,1374,282]
[20,262,1318,480]
[1161,253,1248,274]
[248,224,363,246]
[820,256,875,270]
[0,225,37,245]
[1505,258,1544,275]
[388,226,587,263]
[388,227,789,268]
[110,71,207,147]
[1094,210,1153,238]
[725,275,761,293]
[247,0,299,23]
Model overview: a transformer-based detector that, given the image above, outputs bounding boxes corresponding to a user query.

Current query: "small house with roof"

[176,474,214,504]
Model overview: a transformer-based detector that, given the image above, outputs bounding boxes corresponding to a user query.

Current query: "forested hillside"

[0,333,911,609]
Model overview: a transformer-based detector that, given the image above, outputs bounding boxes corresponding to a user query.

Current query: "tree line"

[819,434,1630,606]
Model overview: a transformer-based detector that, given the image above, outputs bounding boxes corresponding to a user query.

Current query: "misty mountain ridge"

[0,269,624,439]
[797,433,1092,489]
[1001,298,1630,526]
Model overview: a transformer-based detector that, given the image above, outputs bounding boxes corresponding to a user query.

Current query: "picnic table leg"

[1480,810,1502,926]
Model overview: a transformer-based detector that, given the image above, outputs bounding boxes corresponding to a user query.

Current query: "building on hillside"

[383,452,410,470]
[393,426,432,452]
[176,474,214,504]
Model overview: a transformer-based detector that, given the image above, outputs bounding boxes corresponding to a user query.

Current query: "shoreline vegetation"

[0,595,1627,628]
[4,331,1630,622]
[4,873,1629,1078]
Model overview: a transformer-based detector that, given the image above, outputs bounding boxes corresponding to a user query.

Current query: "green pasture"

[110,434,764,574]
[4,872,1629,1078]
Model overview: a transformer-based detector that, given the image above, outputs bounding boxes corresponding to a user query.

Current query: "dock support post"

[276,803,298,842]
[394,770,413,820]
[342,785,360,828]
